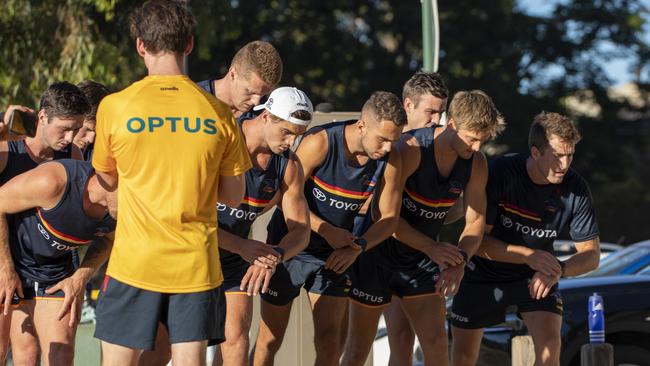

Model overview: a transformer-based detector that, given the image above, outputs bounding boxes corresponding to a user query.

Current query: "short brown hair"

[129,0,196,55]
[40,82,90,120]
[231,41,283,86]
[361,91,407,127]
[77,80,110,121]
[528,112,581,150]
[448,90,505,137]
[402,71,448,106]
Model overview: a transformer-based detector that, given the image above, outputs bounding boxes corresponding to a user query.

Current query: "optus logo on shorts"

[126,116,218,135]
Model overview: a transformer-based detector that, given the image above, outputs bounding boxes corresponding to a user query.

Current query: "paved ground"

[75,323,100,365]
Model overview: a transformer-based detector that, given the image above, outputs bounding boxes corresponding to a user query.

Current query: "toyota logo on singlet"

[403,198,417,212]
[313,188,327,202]
[501,215,513,228]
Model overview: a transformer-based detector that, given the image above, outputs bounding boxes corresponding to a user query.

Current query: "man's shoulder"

[489,153,524,175]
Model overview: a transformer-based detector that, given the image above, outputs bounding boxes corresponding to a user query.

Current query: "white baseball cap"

[253,87,313,126]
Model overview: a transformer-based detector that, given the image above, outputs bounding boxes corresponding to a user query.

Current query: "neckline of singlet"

[22,139,51,165]
[338,121,375,169]
[428,126,464,181]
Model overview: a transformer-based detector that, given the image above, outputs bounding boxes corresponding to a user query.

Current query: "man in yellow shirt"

[91,1,251,365]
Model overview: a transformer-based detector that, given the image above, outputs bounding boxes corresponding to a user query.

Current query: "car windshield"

[587,246,650,276]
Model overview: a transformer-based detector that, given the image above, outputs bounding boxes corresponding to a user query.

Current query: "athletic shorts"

[21,277,65,300]
[450,276,563,329]
[222,256,249,294]
[260,257,350,306]
[348,248,440,307]
[94,276,226,350]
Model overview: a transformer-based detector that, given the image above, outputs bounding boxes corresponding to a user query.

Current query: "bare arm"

[239,155,312,296]
[391,135,464,268]
[325,146,404,274]
[444,195,464,224]
[0,164,65,312]
[277,154,310,260]
[564,237,600,276]
[476,226,562,277]
[218,227,278,266]
[294,130,355,248]
[218,174,246,208]
[457,153,488,258]
[360,147,403,250]
[46,233,114,326]
[436,153,488,296]
[96,170,118,192]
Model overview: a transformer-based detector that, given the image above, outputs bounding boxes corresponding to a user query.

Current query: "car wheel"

[614,345,650,366]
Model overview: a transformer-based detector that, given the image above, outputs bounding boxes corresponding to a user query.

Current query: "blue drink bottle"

[588,293,605,343]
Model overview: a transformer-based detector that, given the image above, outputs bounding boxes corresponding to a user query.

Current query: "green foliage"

[0,0,142,107]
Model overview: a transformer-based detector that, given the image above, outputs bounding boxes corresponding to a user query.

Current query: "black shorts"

[222,256,249,294]
[348,248,440,307]
[260,258,350,306]
[450,276,563,329]
[20,277,65,300]
[94,276,226,350]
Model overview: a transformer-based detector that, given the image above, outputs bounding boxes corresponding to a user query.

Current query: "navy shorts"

[221,254,249,294]
[21,277,65,300]
[450,273,563,329]
[94,276,226,350]
[260,257,350,306]
[348,246,440,307]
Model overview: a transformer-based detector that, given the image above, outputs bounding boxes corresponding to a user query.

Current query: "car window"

[588,247,650,276]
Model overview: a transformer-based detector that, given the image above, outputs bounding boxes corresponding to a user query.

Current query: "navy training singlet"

[467,153,599,283]
[0,139,72,185]
[10,159,116,284]
[217,118,291,266]
[1,140,73,261]
[269,120,388,263]
[380,126,474,268]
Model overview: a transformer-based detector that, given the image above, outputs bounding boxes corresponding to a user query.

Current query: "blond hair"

[231,41,283,86]
[448,90,505,137]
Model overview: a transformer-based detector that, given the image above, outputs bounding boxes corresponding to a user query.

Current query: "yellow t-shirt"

[93,75,252,293]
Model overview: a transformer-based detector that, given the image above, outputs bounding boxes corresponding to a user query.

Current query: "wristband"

[354,237,368,252]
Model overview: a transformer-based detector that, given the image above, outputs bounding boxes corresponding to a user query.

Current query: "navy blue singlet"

[10,159,116,284]
[269,121,388,263]
[217,118,290,266]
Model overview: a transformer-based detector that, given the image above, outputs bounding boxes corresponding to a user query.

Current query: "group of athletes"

[0,1,602,366]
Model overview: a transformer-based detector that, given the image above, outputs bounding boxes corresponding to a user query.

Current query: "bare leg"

[101,341,141,366]
[307,293,349,366]
[252,300,293,366]
[401,295,448,366]
[139,323,171,366]
[384,298,415,366]
[450,326,484,366]
[170,340,208,366]
[340,300,386,366]
[213,294,252,366]
[33,299,78,366]
[520,311,562,366]
[0,305,13,363]
[9,300,40,366]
